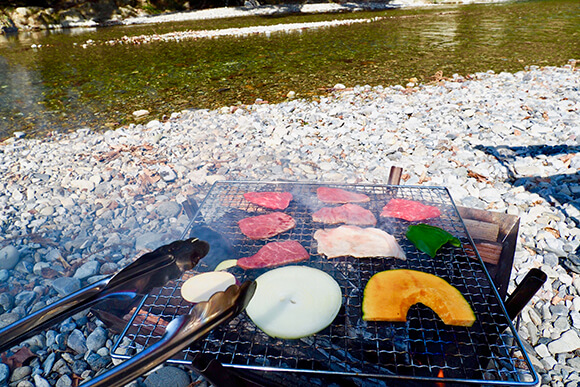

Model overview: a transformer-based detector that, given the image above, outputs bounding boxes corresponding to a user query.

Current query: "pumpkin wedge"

[362,269,476,327]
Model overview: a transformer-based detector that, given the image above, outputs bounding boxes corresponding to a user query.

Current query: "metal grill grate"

[112,181,537,385]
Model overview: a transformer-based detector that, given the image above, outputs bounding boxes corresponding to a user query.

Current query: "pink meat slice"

[317,187,370,204]
[237,241,309,270]
[380,198,441,222]
[244,191,293,210]
[238,212,296,240]
[312,204,377,226]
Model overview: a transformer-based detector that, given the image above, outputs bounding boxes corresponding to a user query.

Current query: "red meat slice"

[312,204,377,226]
[244,191,293,210]
[237,241,309,270]
[238,212,296,240]
[317,187,370,203]
[380,198,441,222]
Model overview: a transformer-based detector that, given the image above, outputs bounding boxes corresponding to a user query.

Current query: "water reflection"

[0,27,98,47]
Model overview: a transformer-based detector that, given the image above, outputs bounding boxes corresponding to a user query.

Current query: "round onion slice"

[246,266,342,339]
[181,271,236,303]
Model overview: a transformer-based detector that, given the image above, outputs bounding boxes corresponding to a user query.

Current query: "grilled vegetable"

[362,269,475,327]
[406,223,461,257]
[181,272,237,303]
[245,266,342,339]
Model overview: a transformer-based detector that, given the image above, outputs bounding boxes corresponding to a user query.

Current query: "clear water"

[0,0,578,139]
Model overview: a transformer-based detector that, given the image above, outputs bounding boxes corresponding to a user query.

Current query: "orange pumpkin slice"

[362,269,476,327]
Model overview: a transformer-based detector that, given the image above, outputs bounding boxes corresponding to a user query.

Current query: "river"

[0,0,578,139]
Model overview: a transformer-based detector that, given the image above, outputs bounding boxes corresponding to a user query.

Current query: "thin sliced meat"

[237,241,309,269]
[312,204,376,226]
[317,187,370,203]
[314,225,406,259]
[244,191,293,210]
[238,212,296,240]
[380,198,441,222]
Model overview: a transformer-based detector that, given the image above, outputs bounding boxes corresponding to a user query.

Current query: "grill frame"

[111,181,538,385]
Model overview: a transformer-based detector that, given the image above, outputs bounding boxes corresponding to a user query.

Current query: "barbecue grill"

[111,181,539,386]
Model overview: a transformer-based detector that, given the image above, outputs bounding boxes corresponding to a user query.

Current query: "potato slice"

[181,271,236,303]
[246,266,342,339]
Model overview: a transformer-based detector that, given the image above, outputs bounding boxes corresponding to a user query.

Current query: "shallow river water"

[0,0,578,139]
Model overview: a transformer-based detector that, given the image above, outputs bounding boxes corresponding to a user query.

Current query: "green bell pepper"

[406,223,461,258]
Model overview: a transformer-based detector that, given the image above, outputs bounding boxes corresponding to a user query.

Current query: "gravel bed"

[0,61,578,386]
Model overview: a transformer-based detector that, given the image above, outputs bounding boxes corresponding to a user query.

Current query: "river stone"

[86,326,107,352]
[66,329,88,354]
[0,363,9,385]
[158,165,177,182]
[86,352,111,371]
[43,352,56,375]
[10,366,31,383]
[0,245,20,270]
[135,232,165,251]
[547,330,580,354]
[0,292,14,311]
[73,261,100,279]
[0,312,20,328]
[51,277,81,296]
[156,201,181,218]
[143,366,190,387]
[55,374,72,387]
[15,290,36,308]
[33,374,51,387]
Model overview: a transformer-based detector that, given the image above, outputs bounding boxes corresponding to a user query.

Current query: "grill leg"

[504,268,547,321]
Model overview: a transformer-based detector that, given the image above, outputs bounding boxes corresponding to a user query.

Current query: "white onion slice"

[214,259,238,271]
[245,266,342,339]
[181,271,236,303]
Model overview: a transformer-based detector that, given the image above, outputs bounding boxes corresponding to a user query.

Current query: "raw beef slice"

[317,187,370,203]
[244,191,293,210]
[238,212,296,240]
[312,204,376,226]
[314,225,406,259]
[380,198,441,222]
[237,241,309,270]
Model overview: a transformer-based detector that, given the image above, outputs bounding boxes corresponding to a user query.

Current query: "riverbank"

[0,62,578,386]
[1,0,508,33]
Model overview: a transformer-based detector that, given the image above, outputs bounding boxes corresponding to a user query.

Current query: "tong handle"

[82,281,256,387]
[0,277,110,353]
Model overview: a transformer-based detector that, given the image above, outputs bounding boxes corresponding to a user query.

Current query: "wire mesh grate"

[112,181,537,385]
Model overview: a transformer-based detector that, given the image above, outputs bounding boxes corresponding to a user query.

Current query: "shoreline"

[0,62,579,385]
[1,0,510,33]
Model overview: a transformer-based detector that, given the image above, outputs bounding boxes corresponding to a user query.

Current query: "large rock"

[0,245,19,270]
